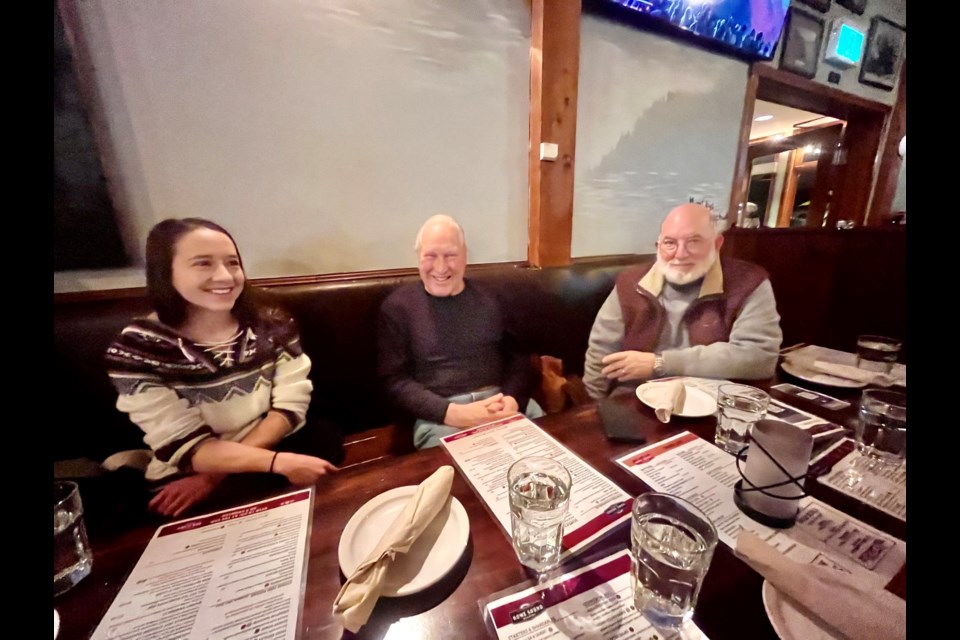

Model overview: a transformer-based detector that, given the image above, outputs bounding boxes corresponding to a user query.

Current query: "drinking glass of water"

[54,481,93,596]
[715,384,769,455]
[630,493,718,633]
[507,457,572,575]
[855,335,902,374]
[847,389,906,486]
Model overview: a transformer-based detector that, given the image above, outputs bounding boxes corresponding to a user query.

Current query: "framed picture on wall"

[797,0,831,13]
[779,9,824,79]
[859,17,905,90]
[837,0,867,15]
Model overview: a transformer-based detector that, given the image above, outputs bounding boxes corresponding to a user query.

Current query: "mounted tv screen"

[602,0,790,60]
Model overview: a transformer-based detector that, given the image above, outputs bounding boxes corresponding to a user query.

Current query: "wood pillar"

[865,58,907,225]
[528,0,581,267]
[727,68,760,226]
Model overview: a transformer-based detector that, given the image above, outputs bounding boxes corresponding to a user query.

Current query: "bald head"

[656,203,723,285]
[414,214,466,253]
[660,203,717,239]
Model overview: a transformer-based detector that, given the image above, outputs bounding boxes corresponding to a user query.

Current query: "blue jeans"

[413,387,545,450]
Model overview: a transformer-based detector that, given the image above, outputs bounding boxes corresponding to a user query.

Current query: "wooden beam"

[754,64,890,118]
[865,58,907,225]
[528,0,581,267]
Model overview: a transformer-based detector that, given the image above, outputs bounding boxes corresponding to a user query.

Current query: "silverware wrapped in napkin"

[642,379,687,423]
[784,352,904,387]
[735,531,905,640]
[332,465,455,632]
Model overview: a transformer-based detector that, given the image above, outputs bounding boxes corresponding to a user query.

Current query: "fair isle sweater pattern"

[105,317,313,480]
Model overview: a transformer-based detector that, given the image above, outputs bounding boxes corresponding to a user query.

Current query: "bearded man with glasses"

[583,203,782,399]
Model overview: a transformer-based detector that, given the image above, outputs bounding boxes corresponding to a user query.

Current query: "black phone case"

[597,398,646,443]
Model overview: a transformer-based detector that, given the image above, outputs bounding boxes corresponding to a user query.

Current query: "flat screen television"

[597,0,790,60]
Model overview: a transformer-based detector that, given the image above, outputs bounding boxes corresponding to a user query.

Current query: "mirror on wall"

[741,100,845,229]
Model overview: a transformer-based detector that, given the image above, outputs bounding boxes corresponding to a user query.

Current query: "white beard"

[657,246,718,285]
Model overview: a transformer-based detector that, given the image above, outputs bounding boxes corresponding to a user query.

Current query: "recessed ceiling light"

[754,115,774,122]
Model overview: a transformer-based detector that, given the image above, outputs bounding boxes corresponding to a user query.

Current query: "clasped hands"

[600,350,656,382]
[444,393,519,428]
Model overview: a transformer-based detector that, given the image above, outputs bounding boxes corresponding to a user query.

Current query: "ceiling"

[750,100,842,141]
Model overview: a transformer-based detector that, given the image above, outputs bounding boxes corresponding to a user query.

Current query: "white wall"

[571,11,749,258]
[55,0,530,293]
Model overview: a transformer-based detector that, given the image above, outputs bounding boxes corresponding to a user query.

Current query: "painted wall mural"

[572,12,749,257]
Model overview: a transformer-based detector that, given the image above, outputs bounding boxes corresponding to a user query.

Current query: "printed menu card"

[90,489,313,640]
[615,432,905,587]
[481,547,709,640]
[440,414,632,561]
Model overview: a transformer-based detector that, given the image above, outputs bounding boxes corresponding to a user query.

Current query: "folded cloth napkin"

[735,531,905,640]
[332,465,455,633]
[785,353,903,387]
[642,380,687,423]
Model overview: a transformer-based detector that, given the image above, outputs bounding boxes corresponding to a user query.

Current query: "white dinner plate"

[54,609,60,639]
[780,361,867,389]
[762,580,844,640]
[635,382,717,418]
[337,486,469,597]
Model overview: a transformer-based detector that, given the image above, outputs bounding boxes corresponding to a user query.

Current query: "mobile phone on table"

[597,397,646,443]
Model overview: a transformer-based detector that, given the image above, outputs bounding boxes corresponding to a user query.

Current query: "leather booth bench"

[53,225,905,471]
[53,255,639,469]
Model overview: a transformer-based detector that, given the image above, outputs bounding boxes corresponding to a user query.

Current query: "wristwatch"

[653,352,666,378]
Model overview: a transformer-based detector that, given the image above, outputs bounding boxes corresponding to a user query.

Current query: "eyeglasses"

[658,236,708,254]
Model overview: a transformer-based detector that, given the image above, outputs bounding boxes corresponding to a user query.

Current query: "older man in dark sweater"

[377,214,543,449]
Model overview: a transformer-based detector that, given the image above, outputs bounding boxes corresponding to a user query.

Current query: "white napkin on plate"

[642,380,687,423]
[785,352,902,387]
[736,531,905,640]
[332,465,455,632]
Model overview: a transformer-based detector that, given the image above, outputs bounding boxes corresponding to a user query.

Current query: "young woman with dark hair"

[105,218,343,517]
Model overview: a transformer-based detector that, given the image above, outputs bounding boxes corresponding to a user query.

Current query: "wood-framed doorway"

[728,64,904,229]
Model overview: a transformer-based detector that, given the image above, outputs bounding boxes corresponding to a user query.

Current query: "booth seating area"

[53,226,906,473]
[53,255,637,469]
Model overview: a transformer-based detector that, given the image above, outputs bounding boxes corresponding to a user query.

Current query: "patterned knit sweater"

[105,316,313,481]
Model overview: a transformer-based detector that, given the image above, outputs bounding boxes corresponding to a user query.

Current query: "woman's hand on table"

[149,473,224,517]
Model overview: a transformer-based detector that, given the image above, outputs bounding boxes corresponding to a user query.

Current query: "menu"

[481,547,708,640]
[90,489,314,640]
[440,414,632,561]
[615,432,905,588]
[813,437,907,521]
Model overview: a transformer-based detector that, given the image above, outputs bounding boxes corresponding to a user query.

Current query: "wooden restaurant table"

[55,375,906,640]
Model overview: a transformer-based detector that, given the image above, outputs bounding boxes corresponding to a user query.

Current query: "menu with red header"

[440,414,632,563]
[90,488,314,640]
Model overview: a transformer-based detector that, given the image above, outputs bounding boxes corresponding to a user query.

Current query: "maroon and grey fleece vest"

[614,258,769,352]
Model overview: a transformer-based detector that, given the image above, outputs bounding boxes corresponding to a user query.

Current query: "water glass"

[630,493,718,632]
[855,335,902,374]
[507,457,572,573]
[715,384,769,455]
[54,481,93,596]
[847,389,906,485]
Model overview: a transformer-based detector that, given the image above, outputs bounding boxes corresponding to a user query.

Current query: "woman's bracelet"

[269,451,280,474]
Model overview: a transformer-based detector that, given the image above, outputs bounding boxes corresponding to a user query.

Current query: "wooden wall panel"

[528,0,581,267]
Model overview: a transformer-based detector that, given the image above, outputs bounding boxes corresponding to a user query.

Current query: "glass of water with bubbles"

[507,457,572,575]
